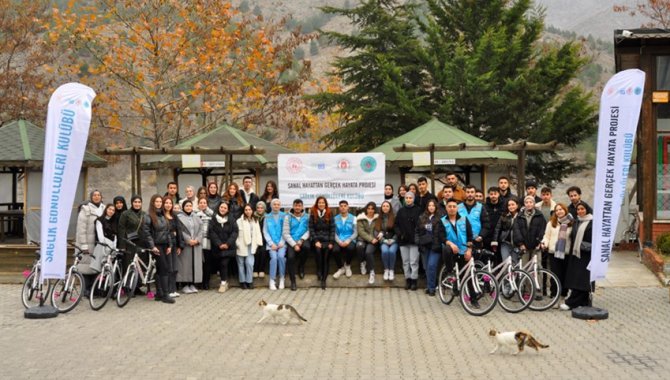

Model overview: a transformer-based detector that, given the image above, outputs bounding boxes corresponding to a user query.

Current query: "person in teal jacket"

[263,199,286,290]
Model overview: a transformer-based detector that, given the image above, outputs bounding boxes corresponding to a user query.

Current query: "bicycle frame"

[131,251,156,287]
[452,256,480,294]
[484,256,519,290]
[518,252,541,288]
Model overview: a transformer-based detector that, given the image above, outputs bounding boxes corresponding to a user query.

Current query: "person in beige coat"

[176,200,203,294]
[236,204,263,289]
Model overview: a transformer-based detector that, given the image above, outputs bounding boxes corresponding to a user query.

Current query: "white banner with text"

[591,69,645,281]
[40,83,96,280]
[278,153,385,207]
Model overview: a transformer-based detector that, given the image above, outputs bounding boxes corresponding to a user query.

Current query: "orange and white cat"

[489,329,549,354]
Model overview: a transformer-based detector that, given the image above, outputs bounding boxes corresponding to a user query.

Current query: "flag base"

[571,306,609,320]
[24,305,59,319]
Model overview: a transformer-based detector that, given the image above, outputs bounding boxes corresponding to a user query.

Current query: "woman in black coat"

[142,194,175,304]
[309,196,335,289]
[209,202,238,294]
[395,191,422,290]
[513,196,547,264]
[560,202,593,310]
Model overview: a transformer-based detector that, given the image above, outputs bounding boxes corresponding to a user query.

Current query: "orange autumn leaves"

[49,0,336,150]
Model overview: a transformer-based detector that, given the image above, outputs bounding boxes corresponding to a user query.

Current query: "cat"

[488,329,549,354]
[257,299,307,325]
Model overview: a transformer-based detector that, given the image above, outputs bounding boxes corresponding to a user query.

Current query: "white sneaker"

[368,271,375,285]
[333,267,345,280]
[345,265,352,278]
[559,303,571,311]
[181,285,192,294]
[388,271,395,281]
[269,279,277,290]
[279,277,285,290]
[189,285,198,293]
[360,262,367,275]
[218,282,228,293]
[170,292,180,298]
[383,269,389,281]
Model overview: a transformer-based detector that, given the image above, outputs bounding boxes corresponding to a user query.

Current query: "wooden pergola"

[100,146,266,196]
[393,140,562,194]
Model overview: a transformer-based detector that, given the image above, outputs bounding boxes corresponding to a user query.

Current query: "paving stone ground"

[1,281,668,379]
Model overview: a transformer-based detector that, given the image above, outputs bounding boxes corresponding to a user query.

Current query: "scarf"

[254,211,265,224]
[215,214,228,225]
[318,209,326,218]
[571,214,593,259]
[524,207,535,225]
[554,214,572,259]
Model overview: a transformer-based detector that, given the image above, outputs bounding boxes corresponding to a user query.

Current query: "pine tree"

[416,0,597,183]
[310,0,430,152]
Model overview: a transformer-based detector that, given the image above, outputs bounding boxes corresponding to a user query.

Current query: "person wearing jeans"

[356,202,379,285]
[377,200,398,281]
[395,191,422,290]
[263,199,286,290]
[416,200,439,295]
[236,204,263,289]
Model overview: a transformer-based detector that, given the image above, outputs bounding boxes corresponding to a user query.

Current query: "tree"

[0,0,55,126]
[416,0,597,184]
[314,0,596,183]
[310,0,430,152]
[50,0,314,148]
[614,0,670,28]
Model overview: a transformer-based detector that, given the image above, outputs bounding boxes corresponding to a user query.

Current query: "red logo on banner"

[286,157,303,174]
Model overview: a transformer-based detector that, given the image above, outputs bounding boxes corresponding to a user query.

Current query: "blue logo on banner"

[634,87,642,95]
[360,156,377,173]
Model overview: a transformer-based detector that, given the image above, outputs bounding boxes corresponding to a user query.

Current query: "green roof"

[141,124,294,169]
[370,118,517,166]
[0,120,107,168]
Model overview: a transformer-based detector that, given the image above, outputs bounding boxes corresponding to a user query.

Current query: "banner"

[278,153,385,207]
[40,83,96,280]
[590,69,645,281]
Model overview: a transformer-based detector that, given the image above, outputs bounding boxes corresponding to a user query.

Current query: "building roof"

[614,28,670,47]
[141,124,294,169]
[0,120,107,168]
[369,118,517,166]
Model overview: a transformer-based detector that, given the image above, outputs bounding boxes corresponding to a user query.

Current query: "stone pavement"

[0,279,668,379]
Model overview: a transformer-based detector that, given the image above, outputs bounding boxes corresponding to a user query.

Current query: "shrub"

[655,233,670,256]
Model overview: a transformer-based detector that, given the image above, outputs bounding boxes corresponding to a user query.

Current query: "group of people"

[74,173,594,310]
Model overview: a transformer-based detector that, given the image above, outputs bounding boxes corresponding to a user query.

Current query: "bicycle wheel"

[21,271,51,309]
[529,268,561,311]
[497,269,534,313]
[89,270,113,311]
[51,271,84,313]
[116,265,137,308]
[437,266,457,305]
[460,270,498,316]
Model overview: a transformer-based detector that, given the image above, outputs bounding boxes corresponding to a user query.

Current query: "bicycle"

[50,244,86,313]
[21,241,51,309]
[437,252,499,316]
[517,250,561,311]
[479,250,535,313]
[116,240,156,308]
[89,243,124,311]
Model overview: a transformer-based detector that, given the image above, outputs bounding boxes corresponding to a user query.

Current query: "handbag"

[89,244,109,273]
[126,221,142,242]
[77,253,99,275]
[580,241,592,252]
[417,233,433,246]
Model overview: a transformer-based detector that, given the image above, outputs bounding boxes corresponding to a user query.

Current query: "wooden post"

[130,152,136,195]
[640,50,654,244]
[429,143,435,194]
[135,153,142,197]
[517,143,526,197]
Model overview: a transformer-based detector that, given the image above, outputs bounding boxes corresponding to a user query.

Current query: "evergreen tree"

[239,0,250,12]
[416,0,597,183]
[310,0,430,152]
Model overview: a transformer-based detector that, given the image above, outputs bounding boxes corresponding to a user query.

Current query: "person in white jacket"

[539,203,573,305]
[236,204,263,289]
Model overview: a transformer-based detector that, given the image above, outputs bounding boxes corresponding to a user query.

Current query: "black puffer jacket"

[209,214,238,254]
[309,213,335,244]
[395,204,422,245]
[142,212,172,249]
[513,209,547,250]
